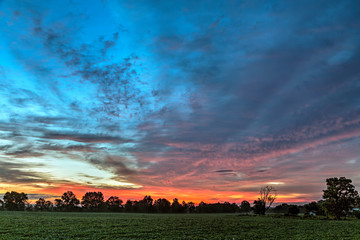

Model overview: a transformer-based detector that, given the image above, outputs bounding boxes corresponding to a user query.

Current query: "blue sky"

[0,0,360,203]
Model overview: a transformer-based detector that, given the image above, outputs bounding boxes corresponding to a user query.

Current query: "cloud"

[28,12,149,119]
[25,194,59,200]
[41,131,130,144]
[0,160,47,184]
[86,155,137,177]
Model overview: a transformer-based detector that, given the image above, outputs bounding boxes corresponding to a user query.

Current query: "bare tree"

[261,186,277,209]
[253,186,277,215]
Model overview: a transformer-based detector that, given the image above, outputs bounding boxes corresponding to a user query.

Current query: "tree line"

[0,191,241,213]
[0,177,359,219]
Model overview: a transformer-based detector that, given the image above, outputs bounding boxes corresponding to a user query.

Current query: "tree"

[35,198,52,211]
[288,205,299,216]
[0,199,4,210]
[253,186,277,215]
[187,201,196,213]
[222,202,239,213]
[35,198,45,211]
[240,200,251,213]
[197,201,207,213]
[304,201,325,216]
[252,199,266,215]
[323,177,359,219]
[154,198,171,213]
[61,191,80,211]
[3,191,28,211]
[139,195,153,213]
[274,203,289,214]
[45,200,53,210]
[124,200,133,212]
[182,201,188,213]
[171,198,184,213]
[81,192,105,211]
[106,196,123,212]
[54,198,64,211]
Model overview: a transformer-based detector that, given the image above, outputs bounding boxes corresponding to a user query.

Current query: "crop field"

[0,212,360,239]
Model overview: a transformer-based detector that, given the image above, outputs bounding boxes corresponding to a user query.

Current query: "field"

[1,212,360,239]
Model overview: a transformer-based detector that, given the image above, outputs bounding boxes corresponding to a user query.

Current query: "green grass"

[0,212,360,239]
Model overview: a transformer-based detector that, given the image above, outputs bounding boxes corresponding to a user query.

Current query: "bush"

[354,211,360,219]
[288,205,300,216]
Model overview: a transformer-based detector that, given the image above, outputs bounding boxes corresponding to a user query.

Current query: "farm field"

[0,211,360,239]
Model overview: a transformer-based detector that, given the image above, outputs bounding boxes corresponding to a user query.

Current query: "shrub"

[354,211,360,219]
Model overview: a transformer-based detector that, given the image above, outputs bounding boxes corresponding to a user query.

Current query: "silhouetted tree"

[182,201,188,213]
[197,201,207,213]
[124,200,133,212]
[154,198,171,213]
[139,195,153,213]
[288,205,299,216]
[323,177,359,219]
[274,203,289,214]
[35,198,53,211]
[35,198,45,211]
[232,203,240,212]
[253,186,277,215]
[61,191,80,211]
[3,191,28,211]
[171,198,184,213]
[195,201,238,213]
[304,201,325,216]
[81,192,105,211]
[132,200,139,212]
[252,199,266,215]
[0,199,4,210]
[54,198,64,211]
[222,202,239,213]
[45,200,52,210]
[106,196,123,212]
[240,200,251,213]
[187,201,196,213]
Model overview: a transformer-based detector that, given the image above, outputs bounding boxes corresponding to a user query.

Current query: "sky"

[0,0,360,204]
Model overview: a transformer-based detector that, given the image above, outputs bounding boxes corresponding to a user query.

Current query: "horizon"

[0,188,322,206]
[1,0,360,204]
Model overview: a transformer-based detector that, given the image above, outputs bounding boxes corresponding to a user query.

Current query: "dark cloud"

[42,131,130,144]
[7,89,44,108]
[40,143,97,153]
[86,155,137,177]
[25,193,59,200]
[0,161,47,184]
[27,116,70,124]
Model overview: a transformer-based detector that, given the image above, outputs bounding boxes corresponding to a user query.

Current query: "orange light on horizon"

[0,182,314,205]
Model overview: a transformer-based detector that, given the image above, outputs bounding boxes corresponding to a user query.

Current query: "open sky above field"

[0,0,360,204]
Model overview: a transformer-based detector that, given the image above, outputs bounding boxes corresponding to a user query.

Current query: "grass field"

[1,212,360,239]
